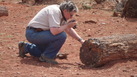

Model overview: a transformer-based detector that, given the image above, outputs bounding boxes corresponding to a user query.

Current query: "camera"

[69,20,77,29]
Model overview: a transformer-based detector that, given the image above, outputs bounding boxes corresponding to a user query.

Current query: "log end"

[80,38,103,67]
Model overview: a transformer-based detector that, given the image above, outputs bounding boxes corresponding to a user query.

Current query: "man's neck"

[60,9,67,21]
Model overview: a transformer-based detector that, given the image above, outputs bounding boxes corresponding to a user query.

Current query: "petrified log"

[21,0,60,5]
[122,0,137,18]
[94,0,105,4]
[0,6,8,17]
[80,34,137,67]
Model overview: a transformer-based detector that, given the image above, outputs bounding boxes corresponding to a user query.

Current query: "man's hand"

[67,20,77,29]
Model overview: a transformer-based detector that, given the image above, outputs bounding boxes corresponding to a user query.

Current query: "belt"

[27,26,44,32]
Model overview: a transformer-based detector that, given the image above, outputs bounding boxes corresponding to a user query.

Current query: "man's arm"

[50,21,77,35]
[65,28,85,44]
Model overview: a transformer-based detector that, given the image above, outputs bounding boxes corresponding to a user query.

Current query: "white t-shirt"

[28,5,65,30]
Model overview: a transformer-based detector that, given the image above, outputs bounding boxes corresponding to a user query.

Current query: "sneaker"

[18,41,27,58]
[39,54,58,64]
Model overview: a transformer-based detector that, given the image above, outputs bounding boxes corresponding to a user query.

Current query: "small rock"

[131,74,137,77]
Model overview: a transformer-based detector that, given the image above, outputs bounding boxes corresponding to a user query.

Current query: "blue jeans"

[25,28,67,59]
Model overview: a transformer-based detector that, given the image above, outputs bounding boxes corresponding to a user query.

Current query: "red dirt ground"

[0,1,137,77]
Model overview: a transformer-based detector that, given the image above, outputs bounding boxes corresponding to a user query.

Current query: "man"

[18,1,85,64]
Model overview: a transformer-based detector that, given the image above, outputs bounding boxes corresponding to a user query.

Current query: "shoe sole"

[39,57,46,62]
[18,42,26,58]
[39,56,58,64]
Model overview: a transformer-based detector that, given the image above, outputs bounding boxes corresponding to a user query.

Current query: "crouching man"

[18,1,85,64]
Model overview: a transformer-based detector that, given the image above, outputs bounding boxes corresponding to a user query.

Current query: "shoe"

[18,41,27,58]
[39,54,58,64]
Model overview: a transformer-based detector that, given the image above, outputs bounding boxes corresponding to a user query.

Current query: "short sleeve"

[48,10,61,28]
